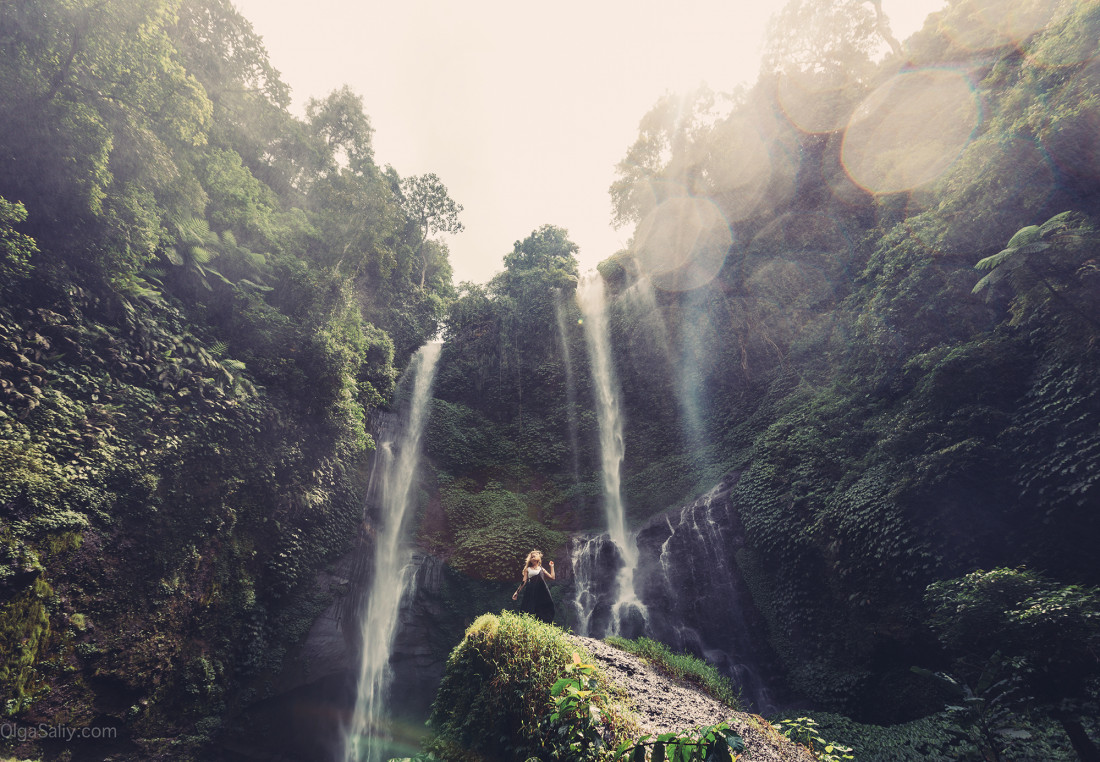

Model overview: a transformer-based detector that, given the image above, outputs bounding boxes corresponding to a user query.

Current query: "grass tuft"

[604,636,741,709]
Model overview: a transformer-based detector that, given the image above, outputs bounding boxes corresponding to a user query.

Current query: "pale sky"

[229,0,947,285]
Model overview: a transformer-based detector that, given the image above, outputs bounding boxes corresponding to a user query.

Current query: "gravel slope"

[571,636,816,762]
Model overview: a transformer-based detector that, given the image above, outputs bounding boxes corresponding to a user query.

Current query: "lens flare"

[841,68,979,195]
[776,67,861,134]
[700,116,774,222]
[745,211,852,312]
[617,175,692,225]
[825,135,872,209]
[939,0,1059,51]
[632,196,733,292]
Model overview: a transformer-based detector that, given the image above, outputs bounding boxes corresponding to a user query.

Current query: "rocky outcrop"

[633,475,786,714]
[573,636,815,762]
[566,474,788,714]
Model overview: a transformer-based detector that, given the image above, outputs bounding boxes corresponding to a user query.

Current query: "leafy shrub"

[0,198,37,286]
[784,710,1081,762]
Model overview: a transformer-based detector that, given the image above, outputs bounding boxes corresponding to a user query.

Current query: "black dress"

[520,568,555,624]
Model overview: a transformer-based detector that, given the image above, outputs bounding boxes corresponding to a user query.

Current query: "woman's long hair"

[523,549,542,576]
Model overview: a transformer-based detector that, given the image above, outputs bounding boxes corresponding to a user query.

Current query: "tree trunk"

[868,0,903,58]
[1060,715,1100,762]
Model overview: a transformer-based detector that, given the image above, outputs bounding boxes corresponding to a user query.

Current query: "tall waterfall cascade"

[341,343,441,762]
[570,278,779,712]
[554,288,582,482]
[575,272,647,636]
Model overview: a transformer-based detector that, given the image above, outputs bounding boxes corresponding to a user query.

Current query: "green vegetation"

[426,612,636,762]
[612,721,745,762]
[604,637,739,709]
[923,568,1100,761]
[0,0,457,756]
[774,717,853,762]
[3,0,1100,758]
[783,709,1088,762]
[545,652,614,760]
[437,480,567,581]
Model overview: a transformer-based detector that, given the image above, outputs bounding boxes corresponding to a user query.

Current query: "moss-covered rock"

[426,612,636,761]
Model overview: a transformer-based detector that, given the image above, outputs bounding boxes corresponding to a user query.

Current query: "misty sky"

[229,0,948,285]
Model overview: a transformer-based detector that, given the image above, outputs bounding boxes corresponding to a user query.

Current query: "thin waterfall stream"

[554,287,581,482]
[341,342,441,762]
[575,272,647,636]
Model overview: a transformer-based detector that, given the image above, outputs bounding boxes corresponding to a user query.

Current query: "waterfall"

[636,479,779,713]
[622,274,705,451]
[341,342,441,762]
[575,272,647,636]
[553,288,581,481]
[674,287,709,450]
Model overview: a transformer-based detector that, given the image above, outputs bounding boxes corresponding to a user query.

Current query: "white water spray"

[623,274,705,449]
[576,273,647,635]
[554,288,581,481]
[342,342,441,762]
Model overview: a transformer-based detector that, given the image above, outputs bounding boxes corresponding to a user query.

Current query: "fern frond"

[976,248,1016,271]
[208,267,234,287]
[1005,225,1041,249]
[1038,210,1083,238]
[972,269,1004,294]
[1016,242,1050,256]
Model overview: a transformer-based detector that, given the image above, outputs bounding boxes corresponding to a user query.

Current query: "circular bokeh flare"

[632,196,733,292]
[841,69,979,195]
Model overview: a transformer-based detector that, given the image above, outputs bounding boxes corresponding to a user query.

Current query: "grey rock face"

[568,473,786,714]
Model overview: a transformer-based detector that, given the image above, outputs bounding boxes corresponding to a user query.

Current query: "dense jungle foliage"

[3,0,1100,759]
[422,0,1100,758]
[0,0,456,757]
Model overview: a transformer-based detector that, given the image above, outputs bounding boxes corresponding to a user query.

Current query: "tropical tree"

[0,0,212,279]
[925,568,1100,762]
[400,173,464,288]
[973,211,1100,329]
[608,87,735,227]
[760,0,899,78]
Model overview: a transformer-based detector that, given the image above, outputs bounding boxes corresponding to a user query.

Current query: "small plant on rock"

[612,721,745,762]
[774,716,854,762]
[542,651,608,761]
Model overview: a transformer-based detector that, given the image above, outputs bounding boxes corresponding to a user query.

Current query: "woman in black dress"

[511,549,556,624]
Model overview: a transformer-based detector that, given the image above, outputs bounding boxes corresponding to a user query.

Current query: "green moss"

[441,481,566,581]
[0,576,54,715]
[426,612,636,761]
